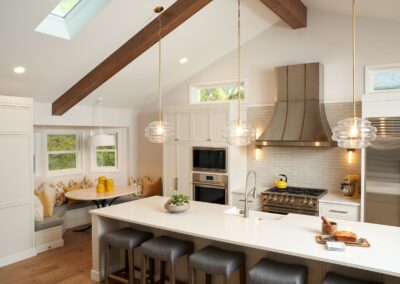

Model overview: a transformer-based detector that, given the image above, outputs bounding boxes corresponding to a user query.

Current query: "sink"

[223,207,284,221]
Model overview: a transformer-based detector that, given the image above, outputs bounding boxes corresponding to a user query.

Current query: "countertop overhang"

[91,196,400,277]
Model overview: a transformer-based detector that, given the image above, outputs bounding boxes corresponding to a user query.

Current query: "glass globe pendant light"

[145,6,175,143]
[90,98,115,147]
[222,0,256,146]
[332,0,376,149]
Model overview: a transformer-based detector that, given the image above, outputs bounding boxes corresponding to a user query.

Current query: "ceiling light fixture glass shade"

[222,0,255,146]
[332,0,376,149]
[90,98,115,147]
[145,121,175,143]
[332,117,376,148]
[145,6,175,144]
[223,121,256,146]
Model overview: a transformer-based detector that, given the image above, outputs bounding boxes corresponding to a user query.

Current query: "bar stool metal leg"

[141,255,147,284]
[128,248,134,284]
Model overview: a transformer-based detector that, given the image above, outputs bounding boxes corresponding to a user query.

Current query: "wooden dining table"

[65,185,137,208]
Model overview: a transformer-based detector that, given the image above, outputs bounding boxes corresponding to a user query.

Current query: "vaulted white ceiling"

[1,0,399,110]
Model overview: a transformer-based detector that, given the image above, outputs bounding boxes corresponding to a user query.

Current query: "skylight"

[35,0,110,40]
[50,0,81,18]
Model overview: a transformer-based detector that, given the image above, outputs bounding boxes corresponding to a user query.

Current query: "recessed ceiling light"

[179,57,188,64]
[14,66,26,74]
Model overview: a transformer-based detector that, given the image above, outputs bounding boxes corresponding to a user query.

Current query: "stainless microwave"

[192,147,227,173]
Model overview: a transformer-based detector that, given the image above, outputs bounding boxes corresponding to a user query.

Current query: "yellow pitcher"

[105,178,114,193]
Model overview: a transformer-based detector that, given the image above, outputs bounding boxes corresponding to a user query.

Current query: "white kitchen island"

[90,196,400,283]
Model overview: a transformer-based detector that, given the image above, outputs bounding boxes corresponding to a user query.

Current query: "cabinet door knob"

[207,138,211,141]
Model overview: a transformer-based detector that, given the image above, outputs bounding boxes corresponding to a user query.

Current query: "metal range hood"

[256,63,336,147]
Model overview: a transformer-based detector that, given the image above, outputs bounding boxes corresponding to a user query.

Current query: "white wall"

[138,9,400,180]
[33,103,139,186]
[164,9,400,106]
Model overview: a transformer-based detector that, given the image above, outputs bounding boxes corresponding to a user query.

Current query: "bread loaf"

[334,231,357,242]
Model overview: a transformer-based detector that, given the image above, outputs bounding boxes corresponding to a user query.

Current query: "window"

[190,81,246,104]
[46,132,82,174]
[51,0,81,18]
[365,63,400,94]
[91,132,119,171]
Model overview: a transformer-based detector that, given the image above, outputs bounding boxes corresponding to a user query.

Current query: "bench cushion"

[34,206,65,231]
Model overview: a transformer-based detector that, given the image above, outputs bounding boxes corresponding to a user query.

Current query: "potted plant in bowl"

[164,192,190,213]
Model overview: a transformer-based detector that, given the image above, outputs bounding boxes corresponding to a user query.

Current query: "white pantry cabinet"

[163,142,191,198]
[0,96,35,267]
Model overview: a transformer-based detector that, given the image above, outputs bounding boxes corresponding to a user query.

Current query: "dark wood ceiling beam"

[52,0,212,116]
[259,0,307,29]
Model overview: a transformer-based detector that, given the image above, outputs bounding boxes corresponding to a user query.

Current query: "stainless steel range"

[261,186,327,216]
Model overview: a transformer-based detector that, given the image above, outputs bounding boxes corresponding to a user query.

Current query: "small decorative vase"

[164,201,190,213]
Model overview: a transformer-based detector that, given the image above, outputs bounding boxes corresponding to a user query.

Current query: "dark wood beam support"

[259,0,307,29]
[52,0,212,116]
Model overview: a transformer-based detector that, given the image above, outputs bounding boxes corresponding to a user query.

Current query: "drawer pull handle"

[329,210,348,214]
[239,199,253,203]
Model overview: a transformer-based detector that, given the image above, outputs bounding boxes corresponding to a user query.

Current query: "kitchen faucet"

[243,169,257,218]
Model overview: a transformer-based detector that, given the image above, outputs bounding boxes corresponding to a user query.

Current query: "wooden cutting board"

[315,235,371,248]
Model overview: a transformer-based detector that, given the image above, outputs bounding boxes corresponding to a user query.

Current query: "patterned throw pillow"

[82,176,94,188]
[128,176,152,196]
[50,182,66,206]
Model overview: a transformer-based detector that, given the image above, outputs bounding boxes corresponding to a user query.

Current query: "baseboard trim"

[35,239,64,254]
[0,248,37,268]
[91,269,101,282]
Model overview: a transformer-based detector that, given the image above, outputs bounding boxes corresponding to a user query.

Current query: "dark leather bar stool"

[103,228,153,284]
[321,272,383,284]
[248,258,308,284]
[141,235,193,284]
[189,246,245,284]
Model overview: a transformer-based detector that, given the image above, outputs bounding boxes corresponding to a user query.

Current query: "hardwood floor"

[0,230,97,284]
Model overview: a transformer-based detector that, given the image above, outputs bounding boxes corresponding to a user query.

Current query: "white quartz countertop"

[320,191,361,206]
[91,196,400,277]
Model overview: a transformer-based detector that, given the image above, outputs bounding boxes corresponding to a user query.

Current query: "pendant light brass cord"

[158,15,162,123]
[352,0,356,120]
[237,0,241,126]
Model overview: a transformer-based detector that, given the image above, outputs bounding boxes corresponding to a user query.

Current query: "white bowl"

[164,202,190,213]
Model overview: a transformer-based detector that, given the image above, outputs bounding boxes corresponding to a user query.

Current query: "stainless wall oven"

[192,147,227,173]
[193,173,228,205]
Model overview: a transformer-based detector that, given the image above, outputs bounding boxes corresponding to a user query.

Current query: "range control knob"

[284,197,290,204]
[272,195,277,202]
[268,194,272,201]
[290,197,295,205]
[303,198,308,206]
[279,196,284,203]
[308,200,314,207]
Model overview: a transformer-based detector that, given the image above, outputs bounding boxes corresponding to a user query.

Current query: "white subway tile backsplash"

[247,102,361,191]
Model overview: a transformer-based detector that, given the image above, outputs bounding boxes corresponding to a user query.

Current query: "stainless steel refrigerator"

[364,117,400,226]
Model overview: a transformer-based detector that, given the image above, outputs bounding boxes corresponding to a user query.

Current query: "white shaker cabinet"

[0,96,35,267]
[192,109,228,142]
[164,111,191,142]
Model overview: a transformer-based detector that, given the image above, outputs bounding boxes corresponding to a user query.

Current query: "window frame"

[44,129,84,177]
[189,80,248,104]
[50,0,82,18]
[365,62,400,95]
[90,130,121,173]
[33,130,41,177]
